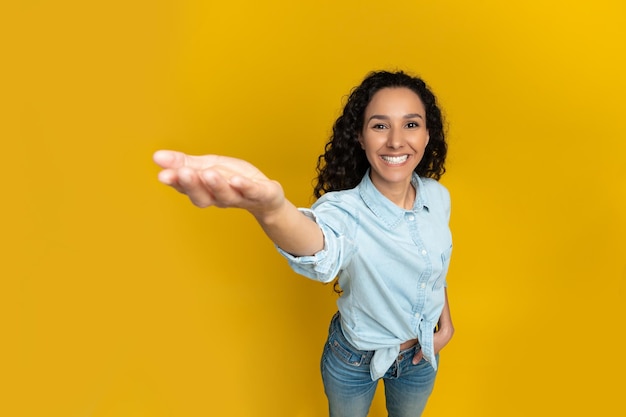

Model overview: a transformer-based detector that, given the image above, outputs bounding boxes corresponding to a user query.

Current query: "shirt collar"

[358,170,430,229]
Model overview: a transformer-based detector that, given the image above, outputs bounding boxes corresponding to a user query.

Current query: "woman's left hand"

[411,326,454,365]
[412,288,454,365]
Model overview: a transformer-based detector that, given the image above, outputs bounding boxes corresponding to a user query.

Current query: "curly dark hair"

[314,70,447,199]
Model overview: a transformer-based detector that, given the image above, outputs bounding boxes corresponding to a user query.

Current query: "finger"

[157,168,179,186]
[198,169,245,208]
[177,167,216,208]
[155,169,191,196]
[153,150,223,170]
[228,175,265,201]
[154,152,203,192]
[153,150,183,169]
[412,349,423,365]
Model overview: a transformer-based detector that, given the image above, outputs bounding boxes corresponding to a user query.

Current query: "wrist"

[250,199,289,225]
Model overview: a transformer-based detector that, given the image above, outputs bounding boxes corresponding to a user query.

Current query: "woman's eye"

[373,124,387,130]
[406,122,419,128]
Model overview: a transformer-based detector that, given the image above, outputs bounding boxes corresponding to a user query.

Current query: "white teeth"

[381,155,408,164]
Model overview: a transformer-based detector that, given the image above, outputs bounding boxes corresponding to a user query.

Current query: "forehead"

[366,87,425,114]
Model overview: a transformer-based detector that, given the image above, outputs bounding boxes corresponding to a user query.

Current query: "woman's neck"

[372,177,416,210]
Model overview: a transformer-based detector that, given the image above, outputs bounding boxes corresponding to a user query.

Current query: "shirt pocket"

[432,245,453,290]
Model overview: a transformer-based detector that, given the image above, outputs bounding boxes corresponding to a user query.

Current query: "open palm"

[153,150,285,214]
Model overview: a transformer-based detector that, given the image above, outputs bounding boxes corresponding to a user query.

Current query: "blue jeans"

[321,313,437,417]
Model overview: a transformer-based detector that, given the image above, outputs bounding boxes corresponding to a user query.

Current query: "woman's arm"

[435,288,455,347]
[412,288,455,364]
[153,150,324,256]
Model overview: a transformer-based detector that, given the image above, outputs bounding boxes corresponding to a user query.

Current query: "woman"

[153,70,454,417]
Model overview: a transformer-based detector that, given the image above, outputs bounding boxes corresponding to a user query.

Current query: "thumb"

[154,150,221,170]
[153,150,184,169]
[412,349,423,365]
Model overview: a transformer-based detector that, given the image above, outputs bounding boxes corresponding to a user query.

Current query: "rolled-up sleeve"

[276,207,353,283]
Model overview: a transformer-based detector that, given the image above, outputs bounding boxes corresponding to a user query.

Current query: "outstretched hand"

[153,150,285,215]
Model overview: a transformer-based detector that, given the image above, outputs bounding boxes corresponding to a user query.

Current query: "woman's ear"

[357,134,365,149]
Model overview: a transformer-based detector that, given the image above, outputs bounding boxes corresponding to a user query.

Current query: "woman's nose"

[386,128,403,149]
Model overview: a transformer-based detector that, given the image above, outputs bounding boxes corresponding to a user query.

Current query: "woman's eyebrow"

[367,113,424,122]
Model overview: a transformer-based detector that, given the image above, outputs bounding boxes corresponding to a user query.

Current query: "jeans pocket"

[328,329,365,367]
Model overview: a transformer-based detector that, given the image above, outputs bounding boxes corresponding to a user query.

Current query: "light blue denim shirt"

[278,171,452,380]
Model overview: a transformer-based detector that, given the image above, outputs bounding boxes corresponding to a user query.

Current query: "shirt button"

[421,249,427,256]
[414,313,420,318]
[421,283,426,289]
[407,214,415,221]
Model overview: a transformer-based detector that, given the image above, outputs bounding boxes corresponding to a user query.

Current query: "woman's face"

[359,87,430,193]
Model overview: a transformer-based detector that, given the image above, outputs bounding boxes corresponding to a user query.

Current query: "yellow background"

[3,0,625,416]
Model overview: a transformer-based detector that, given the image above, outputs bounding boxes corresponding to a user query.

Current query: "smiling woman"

[154,70,454,417]
[8,0,626,415]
